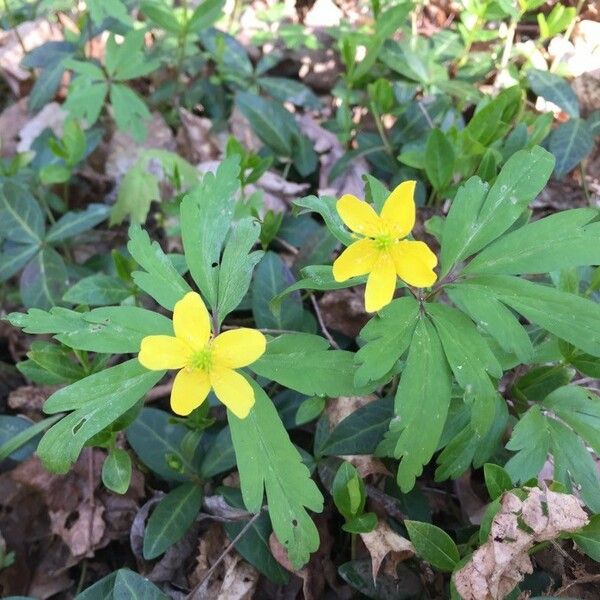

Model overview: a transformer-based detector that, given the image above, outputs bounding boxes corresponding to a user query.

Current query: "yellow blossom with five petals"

[138,292,266,419]
[332,181,438,312]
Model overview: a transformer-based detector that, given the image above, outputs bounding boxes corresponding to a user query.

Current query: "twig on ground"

[310,294,340,349]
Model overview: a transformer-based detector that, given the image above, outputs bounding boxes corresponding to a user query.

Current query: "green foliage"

[405,520,460,572]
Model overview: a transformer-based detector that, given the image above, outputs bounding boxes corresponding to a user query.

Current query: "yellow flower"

[138,292,266,419]
[332,181,438,312]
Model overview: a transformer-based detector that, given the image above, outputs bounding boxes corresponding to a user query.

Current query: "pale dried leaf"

[359,520,414,580]
[326,395,377,428]
[0,97,29,157]
[177,108,224,163]
[342,455,391,478]
[49,502,105,557]
[17,102,67,152]
[454,487,589,600]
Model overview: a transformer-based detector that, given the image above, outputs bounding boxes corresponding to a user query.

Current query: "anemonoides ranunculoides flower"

[332,181,438,313]
[138,292,266,419]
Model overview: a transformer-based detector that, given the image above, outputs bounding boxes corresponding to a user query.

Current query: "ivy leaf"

[527,69,579,118]
[180,157,240,308]
[354,297,420,387]
[45,204,109,244]
[0,180,45,244]
[0,242,39,282]
[380,318,452,492]
[63,274,131,306]
[217,218,263,324]
[128,225,191,310]
[251,334,366,397]
[427,303,502,436]
[228,379,323,568]
[425,128,454,192]
[38,360,163,473]
[548,118,594,177]
[20,246,68,310]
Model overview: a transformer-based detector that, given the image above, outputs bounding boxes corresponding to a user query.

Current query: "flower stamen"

[189,347,213,371]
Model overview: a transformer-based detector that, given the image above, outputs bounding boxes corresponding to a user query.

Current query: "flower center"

[189,347,213,371]
[374,233,394,251]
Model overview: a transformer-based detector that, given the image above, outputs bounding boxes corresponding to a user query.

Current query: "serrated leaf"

[294,195,354,245]
[405,520,459,572]
[128,224,191,310]
[384,318,452,492]
[427,303,502,436]
[217,217,263,324]
[354,297,419,387]
[143,483,203,559]
[440,147,555,276]
[470,275,600,358]
[573,515,600,562]
[464,208,600,276]
[110,83,151,142]
[228,379,323,568]
[38,360,162,473]
[180,157,240,308]
[63,274,131,306]
[483,463,513,500]
[250,333,365,397]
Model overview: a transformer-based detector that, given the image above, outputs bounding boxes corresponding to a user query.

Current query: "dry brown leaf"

[49,502,105,558]
[0,97,29,157]
[229,107,261,152]
[17,102,67,152]
[326,395,377,428]
[359,520,414,580]
[342,455,391,478]
[176,108,224,163]
[318,288,369,338]
[217,554,259,600]
[0,19,61,92]
[454,487,589,600]
[8,384,58,417]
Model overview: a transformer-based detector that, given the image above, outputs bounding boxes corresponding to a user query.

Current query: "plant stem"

[495,16,519,89]
[3,0,28,56]
[370,102,394,157]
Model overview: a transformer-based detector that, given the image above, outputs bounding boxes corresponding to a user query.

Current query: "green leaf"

[251,334,365,397]
[548,118,594,178]
[483,463,513,500]
[180,157,240,308]
[228,379,323,568]
[527,69,579,118]
[354,297,420,387]
[295,396,325,426]
[573,515,600,562]
[427,303,502,436]
[505,405,550,482]
[63,274,131,306]
[440,147,555,276]
[0,243,39,282]
[143,483,203,559]
[188,0,225,31]
[113,569,168,599]
[294,195,354,245]
[471,275,600,358]
[102,448,132,494]
[464,208,600,276]
[199,426,236,478]
[542,385,600,454]
[20,246,68,309]
[38,360,162,473]
[63,66,108,126]
[27,341,84,382]
[110,84,151,143]
[319,396,394,456]
[127,408,196,482]
[382,318,452,492]
[425,128,454,192]
[40,164,71,185]
[76,571,118,599]
[253,251,305,331]
[141,0,182,33]
[217,218,263,324]
[235,91,297,157]
[0,415,62,462]
[258,76,321,109]
[220,488,290,584]
[405,520,459,572]
[446,284,533,363]
[0,180,44,244]
[128,225,191,310]
[87,0,132,25]
[333,461,366,520]
[44,203,109,244]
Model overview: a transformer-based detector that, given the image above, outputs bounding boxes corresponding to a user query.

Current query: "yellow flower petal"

[364,253,397,312]
[391,240,438,288]
[210,368,255,419]
[173,291,211,350]
[212,328,267,369]
[138,335,191,370]
[380,181,416,239]
[337,194,382,237]
[332,238,379,282]
[170,368,211,416]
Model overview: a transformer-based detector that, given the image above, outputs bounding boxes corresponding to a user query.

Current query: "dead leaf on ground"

[0,97,29,157]
[326,395,377,428]
[0,19,61,92]
[454,487,589,600]
[359,520,414,580]
[229,107,261,152]
[297,113,368,198]
[176,108,224,163]
[8,384,58,417]
[318,288,369,338]
[342,455,391,479]
[17,101,67,152]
